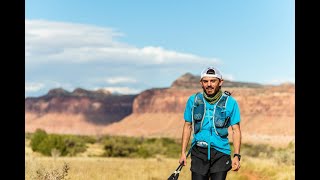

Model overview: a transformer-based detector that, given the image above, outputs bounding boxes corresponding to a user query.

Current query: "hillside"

[25,88,136,134]
[102,84,294,146]
[25,73,295,146]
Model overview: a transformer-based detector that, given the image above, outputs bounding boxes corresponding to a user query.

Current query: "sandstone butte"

[25,73,295,147]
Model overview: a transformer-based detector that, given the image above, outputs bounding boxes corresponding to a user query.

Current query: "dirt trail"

[238,171,267,180]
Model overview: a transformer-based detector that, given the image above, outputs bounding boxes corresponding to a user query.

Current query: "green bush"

[29,131,294,164]
[30,129,48,152]
[102,136,184,158]
[60,135,90,156]
[36,134,67,156]
[29,129,89,156]
[273,142,295,165]
[237,141,295,165]
[240,143,275,157]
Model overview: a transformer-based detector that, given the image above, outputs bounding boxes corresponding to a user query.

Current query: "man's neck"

[203,90,222,104]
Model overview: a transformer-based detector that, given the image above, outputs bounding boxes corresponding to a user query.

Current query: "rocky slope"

[25,74,295,146]
[25,88,136,134]
[102,84,294,146]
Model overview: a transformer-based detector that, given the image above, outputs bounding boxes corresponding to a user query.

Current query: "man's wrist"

[233,153,241,161]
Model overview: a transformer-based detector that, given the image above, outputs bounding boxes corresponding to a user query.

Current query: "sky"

[25,0,295,97]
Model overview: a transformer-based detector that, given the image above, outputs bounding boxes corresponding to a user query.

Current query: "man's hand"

[179,153,187,166]
[179,122,192,166]
[231,157,240,171]
[231,123,241,171]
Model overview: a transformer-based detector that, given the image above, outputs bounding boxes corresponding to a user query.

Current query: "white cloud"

[105,77,137,84]
[99,87,140,95]
[25,82,45,92]
[25,80,77,96]
[25,19,219,65]
[221,74,234,81]
[25,19,221,97]
[267,78,295,85]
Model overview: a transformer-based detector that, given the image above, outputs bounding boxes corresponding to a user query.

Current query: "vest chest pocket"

[214,106,226,127]
[193,100,205,134]
[214,107,229,137]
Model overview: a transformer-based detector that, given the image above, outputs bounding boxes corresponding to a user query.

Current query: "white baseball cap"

[200,66,222,80]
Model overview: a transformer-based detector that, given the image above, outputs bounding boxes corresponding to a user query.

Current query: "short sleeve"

[183,95,195,123]
[229,100,241,125]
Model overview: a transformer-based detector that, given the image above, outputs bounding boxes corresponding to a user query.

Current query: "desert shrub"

[30,129,89,156]
[34,162,70,180]
[77,135,97,144]
[235,141,295,165]
[59,135,88,156]
[36,134,68,156]
[239,143,275,157]
[103,136,140,157]
[104,141,138,157]
[273,141,295,165]
[102,136,185,158]
[30,129,48,152]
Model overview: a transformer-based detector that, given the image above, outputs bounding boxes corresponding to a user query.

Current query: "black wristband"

[233,154,241,161]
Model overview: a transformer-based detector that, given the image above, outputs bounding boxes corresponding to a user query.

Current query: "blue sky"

[25,0,295,97]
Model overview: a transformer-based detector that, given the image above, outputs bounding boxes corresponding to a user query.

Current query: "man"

[179,66,241,180]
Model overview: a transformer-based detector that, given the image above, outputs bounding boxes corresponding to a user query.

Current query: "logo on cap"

[200,66,222,80]
[206,69,215,75]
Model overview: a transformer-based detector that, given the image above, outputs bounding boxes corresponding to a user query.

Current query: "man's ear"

[219,79,224,86]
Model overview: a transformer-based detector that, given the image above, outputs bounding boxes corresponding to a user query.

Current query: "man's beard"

[202,86,219,97]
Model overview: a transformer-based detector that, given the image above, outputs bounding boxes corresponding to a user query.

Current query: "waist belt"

[196,141,209,148]
[196,141,213,160]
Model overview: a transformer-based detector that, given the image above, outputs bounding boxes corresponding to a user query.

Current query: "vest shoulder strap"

[194,92,204,105]
[217,91,231,107]
[192,92,205,121]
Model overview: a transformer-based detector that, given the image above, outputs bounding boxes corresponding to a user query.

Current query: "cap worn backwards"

[200,66,222,80]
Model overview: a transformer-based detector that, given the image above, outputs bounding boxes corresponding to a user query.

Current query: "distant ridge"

[25,87,137,125]
[44,87,112,99]
[171,73,264,89]
[25,72,294,146]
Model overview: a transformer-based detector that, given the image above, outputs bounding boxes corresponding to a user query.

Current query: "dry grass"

[26,155,192,180]
[25,138,294,180]
[25,156,294,180]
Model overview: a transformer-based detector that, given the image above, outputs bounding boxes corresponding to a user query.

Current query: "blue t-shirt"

[184,92,241,155]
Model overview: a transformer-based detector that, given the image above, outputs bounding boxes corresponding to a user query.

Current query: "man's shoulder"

[224,94,239,107]
[187,92,201,102]
[189,92,202,97]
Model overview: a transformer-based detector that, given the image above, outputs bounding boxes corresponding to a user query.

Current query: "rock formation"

[25,73,295,146]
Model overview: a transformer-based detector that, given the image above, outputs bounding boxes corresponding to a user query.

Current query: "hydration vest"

[191,91,231,159]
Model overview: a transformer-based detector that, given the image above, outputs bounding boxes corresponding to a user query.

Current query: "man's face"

[200,77,223,96]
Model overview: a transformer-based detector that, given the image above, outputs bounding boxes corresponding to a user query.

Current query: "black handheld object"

[223,116,230,127]
[168,147,192,180]
[167,163,184,180]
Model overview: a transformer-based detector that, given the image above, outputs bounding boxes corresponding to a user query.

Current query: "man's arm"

[231,123,241,171]
[179,122,192,166]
